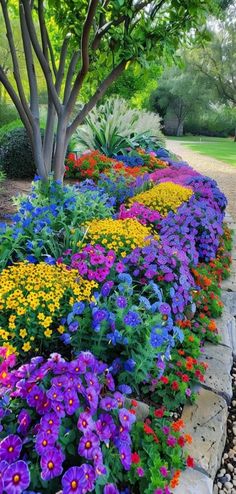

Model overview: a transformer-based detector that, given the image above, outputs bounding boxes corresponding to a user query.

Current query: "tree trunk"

[53,115,68,181]
[234,127,236,142]
[43,99,57,174]
[176,120,184,136]
[32,124,47,180]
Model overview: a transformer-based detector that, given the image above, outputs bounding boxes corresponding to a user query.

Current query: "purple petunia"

[3,461,30,494]
[104,484,120,494]
[0,435,22,463]
[78,432,99,460]
[77,412,95,434]
[40,447,64,480]
[119,409,136,430]
[62,466,86,494]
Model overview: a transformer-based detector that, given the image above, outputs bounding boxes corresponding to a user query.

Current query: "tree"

[192,4,236,106]
[0,0,226,180]
[150,65,210,135]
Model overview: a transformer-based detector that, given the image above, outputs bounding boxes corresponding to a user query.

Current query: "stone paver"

[166,140,236,221]
[215,306,235,350]
[200,344,233,403]
[170,468,213,494]
[181,387,228,478]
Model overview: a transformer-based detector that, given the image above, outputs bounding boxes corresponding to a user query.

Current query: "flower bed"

[0,147,232,494]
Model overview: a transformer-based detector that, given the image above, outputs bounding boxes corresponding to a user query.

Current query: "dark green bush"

[0,103,19,127]
[0,128,36,178]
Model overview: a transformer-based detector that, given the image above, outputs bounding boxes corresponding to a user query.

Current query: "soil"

[0,178,32,221]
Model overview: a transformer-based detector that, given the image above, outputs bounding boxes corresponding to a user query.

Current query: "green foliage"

[0,128,36,179]
[185,103,236,137]
[74,98,165,156]
[0,103,19,127]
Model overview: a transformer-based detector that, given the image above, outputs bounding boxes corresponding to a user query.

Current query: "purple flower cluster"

[117,202,161,226]
[0,352,135,493]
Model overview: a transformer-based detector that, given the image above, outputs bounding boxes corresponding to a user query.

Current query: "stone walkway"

[166,140,236,221]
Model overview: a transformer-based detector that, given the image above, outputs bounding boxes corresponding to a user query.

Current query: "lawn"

[167,136,236,166]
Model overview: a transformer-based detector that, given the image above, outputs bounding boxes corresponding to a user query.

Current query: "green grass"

[167,136,236,165]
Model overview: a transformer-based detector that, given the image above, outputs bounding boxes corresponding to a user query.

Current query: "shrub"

[73,98,165,156]
[129,182,193,216]
[0,128,38,178]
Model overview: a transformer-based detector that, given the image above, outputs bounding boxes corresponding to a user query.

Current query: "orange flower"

[208,320,217,332]
[188,335,194,342]
[172,419,185,432]
[184,433,192,444]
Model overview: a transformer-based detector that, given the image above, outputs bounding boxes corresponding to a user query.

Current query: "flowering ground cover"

[0,147,232,494]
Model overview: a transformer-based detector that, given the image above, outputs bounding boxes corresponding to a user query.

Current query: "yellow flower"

[19,329,27,338]
[44,329,52,338]
[22,341,31,352]
[129,182,193,216]
[57,325,65,334]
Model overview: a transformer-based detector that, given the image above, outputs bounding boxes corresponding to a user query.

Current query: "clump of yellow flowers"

[84,218,156,256]
[0,262,97,357]
[129,182,193,216]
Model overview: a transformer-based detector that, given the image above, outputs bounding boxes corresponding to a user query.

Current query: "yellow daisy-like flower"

[129,182,193,216]
[19,329,27,338]
[83,218,157,255]
[44,329,52,338]
[22,341,31,352]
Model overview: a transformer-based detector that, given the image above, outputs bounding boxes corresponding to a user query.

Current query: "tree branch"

[38,0,57,78]
[0,0,33,124]
[21,0,61,115]
[65,0,99,116]
[63,50,80,104]
[55,36,70,93]
[0,66,33,139]
[19,3,39,121]
[67,58,128,138]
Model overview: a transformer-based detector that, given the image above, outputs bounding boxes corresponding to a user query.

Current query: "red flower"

[131,452,141,464]
[143,423,155,435]
[182,374,189,383]
[171,381,179,391]
[160,376,169,384]
[178,436,185,447]
[186,456,194,468]
[154,408,165,418]
[131,400,138,407]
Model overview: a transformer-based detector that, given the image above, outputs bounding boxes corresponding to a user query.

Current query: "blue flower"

[123,311,141,327]
[118,385,132,395]
[116,296,127,309]
[124,359,136,372]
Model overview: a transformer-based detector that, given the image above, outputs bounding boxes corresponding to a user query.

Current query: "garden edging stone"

[199,343,233,403]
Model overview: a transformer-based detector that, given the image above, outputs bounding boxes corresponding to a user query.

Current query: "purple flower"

[104,484,120,494]
[35,433,56,455]
[65,392,80,415]
[119,409,136,430]
[77,412,95,436]
[47,386,64,402]
[82,464,96,491]
[118,385,132,395]
[96,414,116,442]
[17,410,31,435]
[62,466,86,494]
[3,461,30,494]
[186,388,192,397]
[78,432,99,460]
[40,447,64,480]
[0,435,22,463]
[86,386,98,412]
[101,281,114,297]
[119,444,131,470]
[116,296,127,309]
[100,397,117,411]
[123,311,141,327]
[162,426,170,435]
[40,413,60,432]
[26,386,44,408]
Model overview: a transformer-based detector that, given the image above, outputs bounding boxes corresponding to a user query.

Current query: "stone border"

[171,212,236,494]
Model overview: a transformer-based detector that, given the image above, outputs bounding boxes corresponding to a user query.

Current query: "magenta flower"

[3,461,30,494]
[137,467,145,477]
[78,432,99,460]
[118,409,136,430]
[0,435,22,463]
[77,412,95,434]
[62,466,86,494]
[162,426,170,435]
[40,447,64,480]
[160,466,168,477]
[167,435,177,447]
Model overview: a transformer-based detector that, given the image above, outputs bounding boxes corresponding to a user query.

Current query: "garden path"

[166,139,236,221]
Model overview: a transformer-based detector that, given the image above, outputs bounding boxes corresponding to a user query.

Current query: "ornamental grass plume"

[129,182,193,216]
[83,218,157,256]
